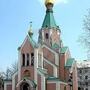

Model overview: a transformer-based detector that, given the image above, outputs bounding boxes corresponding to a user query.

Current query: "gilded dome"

[45,0,54,5]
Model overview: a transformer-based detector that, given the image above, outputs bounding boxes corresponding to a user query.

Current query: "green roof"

[65,58,75,67]
[47,76,60,81]
[52,43,59,49]
[18,34,37,51]
[60,47,68,54]
[28,34,37,48]
[37,67,47,75]
[42,10,57,28]
[47,76,68,85]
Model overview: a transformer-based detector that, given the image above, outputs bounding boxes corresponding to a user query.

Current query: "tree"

[79,9,90,58]
[5,61,18,80]
[0,72,4,90]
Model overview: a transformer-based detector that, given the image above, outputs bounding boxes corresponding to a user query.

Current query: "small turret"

[42,0,56,28]
[28,22,33,37]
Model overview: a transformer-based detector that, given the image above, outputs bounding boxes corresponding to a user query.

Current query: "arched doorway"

[21,83,30,90]
[22,83,30,90]
[17,79,37,90]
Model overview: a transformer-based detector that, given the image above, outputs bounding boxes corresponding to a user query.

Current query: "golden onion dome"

[45,0,54,5]
[28,22,33,37]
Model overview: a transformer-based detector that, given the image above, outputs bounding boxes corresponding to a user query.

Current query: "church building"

[4,0,78,90]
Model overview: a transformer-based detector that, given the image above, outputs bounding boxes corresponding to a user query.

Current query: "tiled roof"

[60,47,68,54]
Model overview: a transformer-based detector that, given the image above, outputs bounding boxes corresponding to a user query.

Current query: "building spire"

[28,22,33,37]
[42,0,57,28]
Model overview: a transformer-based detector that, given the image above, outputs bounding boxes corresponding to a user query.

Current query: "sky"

[0,0,90,71]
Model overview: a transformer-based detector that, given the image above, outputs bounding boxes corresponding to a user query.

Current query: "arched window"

[27,53,29,66]
[22,53,25,66]
[45,33,49,39]
[21,83,30,90]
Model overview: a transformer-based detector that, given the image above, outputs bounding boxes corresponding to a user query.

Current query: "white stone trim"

[47,81,68,85]
[41,52,43,69]
[44,58,57,67]
[34,48,38,90]
[18,50,21,82]
[41,76,46,90]
[44,58,58,77]
[30,53,31,66]
[53,66,58,77]
[56,82,60,90]
[55,53,59,66]
[20,36,28,51]
[16,79,34,88]
[12,72,18,90]
[42,44,58,55]
[54,53,59,77]
[4,81,12,90]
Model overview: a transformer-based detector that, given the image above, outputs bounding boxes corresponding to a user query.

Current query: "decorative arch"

[20,83,30,90]
[16,78,37,90]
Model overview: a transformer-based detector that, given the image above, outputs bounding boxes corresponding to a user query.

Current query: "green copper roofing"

[18,35,37,51]
[37,67,48,75]
[28,34,37,48]
[47,76,60,81]
[65,58,75,67]
[60,47,68,54]
[42,9,57,28]
[47,76,68,84]
[52,43,59,49]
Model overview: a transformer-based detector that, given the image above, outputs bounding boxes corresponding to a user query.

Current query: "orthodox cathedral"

[4,0,78,90]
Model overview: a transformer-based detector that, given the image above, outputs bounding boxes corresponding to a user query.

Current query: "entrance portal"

[21,83,30,90]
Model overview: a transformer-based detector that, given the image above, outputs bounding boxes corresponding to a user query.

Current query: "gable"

[19,35,36,53]
[65,58,75,68]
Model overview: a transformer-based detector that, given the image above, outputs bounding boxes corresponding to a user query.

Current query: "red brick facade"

[4,1,78,90]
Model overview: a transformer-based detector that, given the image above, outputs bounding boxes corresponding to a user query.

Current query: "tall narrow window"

[22,53,25,66]
[45,33,49,39]
[31,53,34,66]
[27,53,29,66]
[85,76,88,80]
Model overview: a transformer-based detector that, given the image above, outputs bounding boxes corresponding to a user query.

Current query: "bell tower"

[38,0,61,50]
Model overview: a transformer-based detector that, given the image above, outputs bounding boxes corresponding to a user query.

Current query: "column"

[34,48,38,90]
